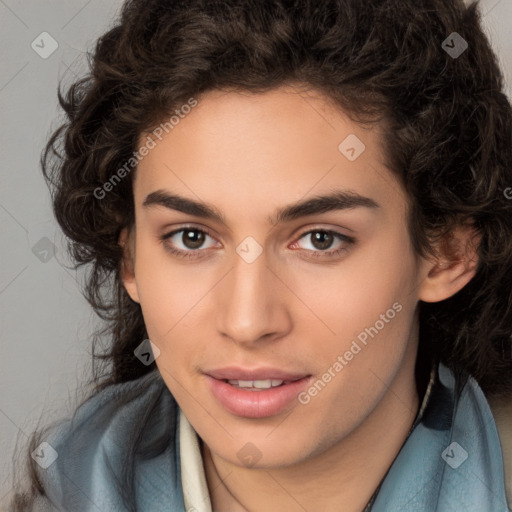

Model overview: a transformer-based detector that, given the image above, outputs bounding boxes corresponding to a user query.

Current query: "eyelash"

[159,225,355,261]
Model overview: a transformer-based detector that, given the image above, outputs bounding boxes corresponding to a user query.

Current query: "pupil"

[183,230,204,249]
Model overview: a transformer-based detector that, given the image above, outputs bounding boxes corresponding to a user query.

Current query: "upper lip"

[206,367,310,381]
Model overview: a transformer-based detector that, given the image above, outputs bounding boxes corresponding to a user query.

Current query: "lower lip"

[206,375,312,418]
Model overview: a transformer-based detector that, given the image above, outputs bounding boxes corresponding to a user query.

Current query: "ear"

[418,222,481,303]
[119,226,140,304]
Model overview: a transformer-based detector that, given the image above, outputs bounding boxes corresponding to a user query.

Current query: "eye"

[291,229,355,259]
[160,226,218,259]
[160,226,355,261]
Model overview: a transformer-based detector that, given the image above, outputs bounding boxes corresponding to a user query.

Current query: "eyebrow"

[142,189,380,226]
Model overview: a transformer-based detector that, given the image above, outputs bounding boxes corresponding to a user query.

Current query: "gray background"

[0,0,511,506]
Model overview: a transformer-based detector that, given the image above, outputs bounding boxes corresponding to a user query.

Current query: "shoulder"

[372,363,511,511]
[441,365,511,511]
[34,370,184,511]
[489,395,512,510]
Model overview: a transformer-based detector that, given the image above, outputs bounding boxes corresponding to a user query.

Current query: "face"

[121,86,428,468]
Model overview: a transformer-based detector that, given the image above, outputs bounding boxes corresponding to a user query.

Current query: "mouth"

[204,368,312,418]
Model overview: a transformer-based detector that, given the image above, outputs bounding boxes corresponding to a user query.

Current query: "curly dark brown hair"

[9,0,512,509]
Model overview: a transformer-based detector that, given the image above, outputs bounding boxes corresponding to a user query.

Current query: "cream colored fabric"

[179,408,213,512]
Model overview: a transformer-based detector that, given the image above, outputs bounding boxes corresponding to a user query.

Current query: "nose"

[216,245,292,347]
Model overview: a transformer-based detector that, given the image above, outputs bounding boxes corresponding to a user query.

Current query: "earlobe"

[418,224,480,303]
[119,227,140,304]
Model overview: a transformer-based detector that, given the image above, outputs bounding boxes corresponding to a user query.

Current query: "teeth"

[227,379,284,389]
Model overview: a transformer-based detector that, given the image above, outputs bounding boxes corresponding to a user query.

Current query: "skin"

[120,85,479,511]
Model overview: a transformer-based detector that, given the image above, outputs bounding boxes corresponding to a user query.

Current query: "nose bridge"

[216,242,289,344]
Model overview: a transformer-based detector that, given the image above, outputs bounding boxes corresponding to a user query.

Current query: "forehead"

[134,86,406,221]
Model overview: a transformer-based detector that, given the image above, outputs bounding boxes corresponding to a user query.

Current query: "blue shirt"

[32,362,510,511]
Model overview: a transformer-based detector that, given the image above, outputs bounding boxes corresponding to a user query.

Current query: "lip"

[205,367,313,418]
[206,366,309,382]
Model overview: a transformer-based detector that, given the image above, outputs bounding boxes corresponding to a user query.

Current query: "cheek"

[286,232,415,348]
[132,239,186,351]
[133,235,193,323]
[133,237,219,378]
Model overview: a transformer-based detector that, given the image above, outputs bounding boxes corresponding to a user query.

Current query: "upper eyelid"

[163,225,217,242]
